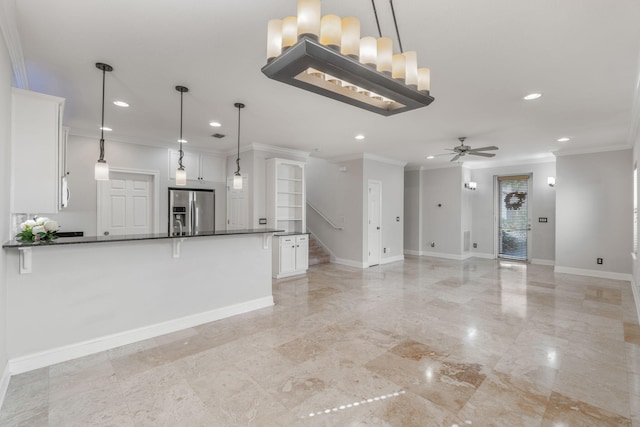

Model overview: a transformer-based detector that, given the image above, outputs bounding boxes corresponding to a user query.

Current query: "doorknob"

[376,226,380,230]
[104,231,110,236]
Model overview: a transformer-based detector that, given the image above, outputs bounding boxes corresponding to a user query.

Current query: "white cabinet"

[273,234,308,278]
[266,158,306,233]
[168,150,225,182]
[11,88,65,213]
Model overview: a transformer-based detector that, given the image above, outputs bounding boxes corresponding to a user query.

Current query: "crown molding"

[329,152,406,167]
[0,0,29,89]
[225,142,310,159]
[552,144,631,157]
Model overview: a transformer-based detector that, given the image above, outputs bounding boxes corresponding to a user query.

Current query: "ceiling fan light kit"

[262,0,434,116]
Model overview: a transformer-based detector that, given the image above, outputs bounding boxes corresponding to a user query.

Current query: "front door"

[368,180,382,266]
[497,175,531,261]
[98,172,153,236]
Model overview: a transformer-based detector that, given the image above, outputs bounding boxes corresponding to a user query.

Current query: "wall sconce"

[548,177,555,187]
[464,182,477,191]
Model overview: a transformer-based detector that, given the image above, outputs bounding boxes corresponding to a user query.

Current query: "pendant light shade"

[95,62,113,181]
[262,0,434,116]
[233,102,245,190]
[175,85,189,186]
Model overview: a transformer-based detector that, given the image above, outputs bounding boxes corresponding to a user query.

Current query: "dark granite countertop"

[2,228,283,248]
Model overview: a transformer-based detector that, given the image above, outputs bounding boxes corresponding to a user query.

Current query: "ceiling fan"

[444,137,499,162]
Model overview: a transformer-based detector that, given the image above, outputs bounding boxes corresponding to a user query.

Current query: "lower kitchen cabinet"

[272,234,308,278]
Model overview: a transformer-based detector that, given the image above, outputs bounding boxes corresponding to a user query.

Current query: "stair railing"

[306,201,344,230]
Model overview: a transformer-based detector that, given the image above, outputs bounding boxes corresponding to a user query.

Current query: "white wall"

[403,170,421,252]
[556,150,632,275]
[0,22,13,395]
[53,136,227,236]
[470,161,556,261]
[420,166,463,256]
[306,157,364,265]
[363,158,405,262]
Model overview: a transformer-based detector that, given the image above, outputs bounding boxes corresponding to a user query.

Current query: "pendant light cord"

[371,0,382,38]
[235,105,241,175]
[178,90,184,169]
[389,0,404,53]
[99,67,106,161]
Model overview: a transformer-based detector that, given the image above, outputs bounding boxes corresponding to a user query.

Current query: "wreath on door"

[504,192,527,210]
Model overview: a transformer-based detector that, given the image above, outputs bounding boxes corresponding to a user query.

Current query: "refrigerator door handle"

[191,199,197,234]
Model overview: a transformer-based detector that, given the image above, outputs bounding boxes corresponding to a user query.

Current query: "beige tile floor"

[1,256,639,426]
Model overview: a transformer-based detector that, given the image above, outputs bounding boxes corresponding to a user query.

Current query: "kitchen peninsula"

[2,229,279,374]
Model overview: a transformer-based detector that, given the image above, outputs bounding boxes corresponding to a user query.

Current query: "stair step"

[307,235,330,266]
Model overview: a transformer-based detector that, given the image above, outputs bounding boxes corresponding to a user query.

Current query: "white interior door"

[368,180,382,267]
[98,172,153,236]
[226,176,249,230]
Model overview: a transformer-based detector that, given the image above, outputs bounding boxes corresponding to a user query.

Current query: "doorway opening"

[497,175,531,261]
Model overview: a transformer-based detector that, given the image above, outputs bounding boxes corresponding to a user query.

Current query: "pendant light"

[233,102,245,190]
[175,85,189,186]
[95,63,113,180]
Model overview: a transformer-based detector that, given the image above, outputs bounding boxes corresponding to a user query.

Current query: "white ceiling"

[10,0,640,168]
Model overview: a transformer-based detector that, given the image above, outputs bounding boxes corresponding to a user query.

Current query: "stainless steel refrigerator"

[168,188,215,235]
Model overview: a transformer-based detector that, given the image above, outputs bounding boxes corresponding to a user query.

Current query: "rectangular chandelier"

[261,0,435,116]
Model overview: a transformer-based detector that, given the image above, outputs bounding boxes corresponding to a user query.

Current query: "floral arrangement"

[15,217,59,242]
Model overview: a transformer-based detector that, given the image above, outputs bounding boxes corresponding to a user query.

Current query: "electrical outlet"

[383,247,387,254]
[597,258,603,265]
[430,242,435,248]
[473,243,477,249]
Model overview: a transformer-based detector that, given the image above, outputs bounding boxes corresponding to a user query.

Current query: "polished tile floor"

[1,256,639,426]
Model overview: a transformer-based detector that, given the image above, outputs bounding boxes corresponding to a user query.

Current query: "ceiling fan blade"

[468,152,496,157]
[468,146,498,152]
[450,154,461,162]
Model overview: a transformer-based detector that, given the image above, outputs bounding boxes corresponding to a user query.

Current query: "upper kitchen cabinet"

[11,88,66,214]
[168,149,225,183]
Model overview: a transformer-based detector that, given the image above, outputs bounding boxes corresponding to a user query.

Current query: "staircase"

[308,235,331,266]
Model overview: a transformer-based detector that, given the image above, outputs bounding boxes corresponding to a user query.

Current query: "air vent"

[211,133,226,139]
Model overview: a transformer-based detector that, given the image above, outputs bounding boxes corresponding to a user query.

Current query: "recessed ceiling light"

[178,139,187,143]
[355,134,365,140]
[426,155,435,159]
[557,137,570,142]
[523,93,542,101]
[113,101,129,107]
[100,126,112,132]
[209,121,222,127]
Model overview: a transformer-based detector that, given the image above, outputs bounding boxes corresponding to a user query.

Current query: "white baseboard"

[414,251,466,261]
[9,296,274,376]
[554,266,632,282]
[403,250,421,256]
[333,257,368,269]
[531,258,555,266]
[469,252,495,260]
[632,277,640,324]
[380,255,404,265]
[0,362,10,411]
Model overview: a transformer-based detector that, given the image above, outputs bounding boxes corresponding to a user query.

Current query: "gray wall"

[421,167,463,256]
[363,158,405,262]
[470,161,556,261]
[54,136,227,236]
[0,23,12,386]
[403,170,421,252]
[556,150,632,274]
[306,157,364,265]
